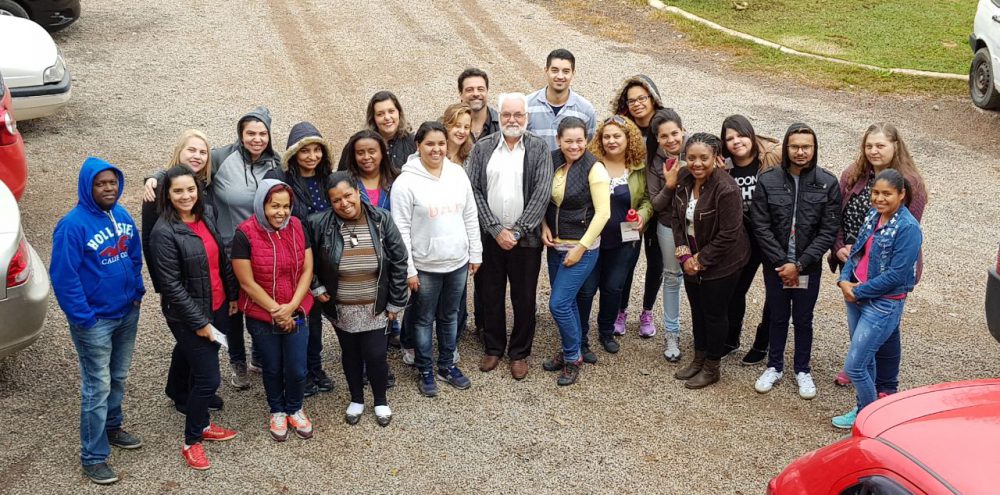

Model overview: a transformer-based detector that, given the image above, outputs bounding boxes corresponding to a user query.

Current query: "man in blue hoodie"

[50,157,145,485]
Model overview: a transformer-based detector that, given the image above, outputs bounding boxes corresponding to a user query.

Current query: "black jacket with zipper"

[149,206,238,332]
[750,164,842,272]
[305,202,409,321]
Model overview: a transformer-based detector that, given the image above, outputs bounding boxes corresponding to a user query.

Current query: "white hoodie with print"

[390,155,483,278]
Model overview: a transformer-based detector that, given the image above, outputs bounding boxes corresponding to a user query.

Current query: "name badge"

[620,221,640,242]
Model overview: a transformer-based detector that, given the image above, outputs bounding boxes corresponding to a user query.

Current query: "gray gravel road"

[3,0,1000,493]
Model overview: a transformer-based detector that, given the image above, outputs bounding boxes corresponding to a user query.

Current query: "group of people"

[48,48,926,484]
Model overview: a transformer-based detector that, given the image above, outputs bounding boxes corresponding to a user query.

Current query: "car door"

[980,0,1000,88]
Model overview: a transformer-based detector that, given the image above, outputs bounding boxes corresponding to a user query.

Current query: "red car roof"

[855,379,1000,493]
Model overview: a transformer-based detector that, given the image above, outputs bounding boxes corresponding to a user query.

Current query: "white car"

[0,179,50,359]
[0,15,70,121]
[971,0,1000,109]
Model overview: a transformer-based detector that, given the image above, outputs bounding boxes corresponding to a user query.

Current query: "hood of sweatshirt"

[780,122,819,171]
[282,121,333,175]
[610,74,664,118]
[77,156,125,214]
[236,106,278,165]
[400,154,458,181]
[253,178,293,232]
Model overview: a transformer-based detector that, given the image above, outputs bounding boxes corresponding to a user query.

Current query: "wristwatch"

[794,261,803,272]
[512,229,522,241]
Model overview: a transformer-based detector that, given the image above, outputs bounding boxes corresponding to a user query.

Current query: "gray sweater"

[465,132,553,248]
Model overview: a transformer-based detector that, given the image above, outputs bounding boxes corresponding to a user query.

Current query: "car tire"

[970,47,1000,110]
[0,0,28,19]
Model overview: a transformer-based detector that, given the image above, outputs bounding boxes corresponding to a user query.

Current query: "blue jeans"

[578,242,640,348]
[655,223,683,334]
[547,248,600,362]
[764,269,821,373]
[411,266,468,373]
[844,297,906,412]
[246,317,309,414]
[68,304,140,466]
[874,328,901,394]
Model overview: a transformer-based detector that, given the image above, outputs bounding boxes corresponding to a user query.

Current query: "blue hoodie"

[50,157,145,329]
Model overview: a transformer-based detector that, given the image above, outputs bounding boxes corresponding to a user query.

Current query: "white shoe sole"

[755,379,781,393]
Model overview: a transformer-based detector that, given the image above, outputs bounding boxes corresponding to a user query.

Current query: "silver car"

[0,179,49,359]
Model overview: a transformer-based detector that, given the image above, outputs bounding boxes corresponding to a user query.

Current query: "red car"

[769,379,1000,494]
[0,68,28,201]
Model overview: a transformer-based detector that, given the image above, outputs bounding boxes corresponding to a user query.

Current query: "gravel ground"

[2,0,1000,493]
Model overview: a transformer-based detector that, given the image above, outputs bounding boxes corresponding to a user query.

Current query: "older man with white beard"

[458,68,500,142]
[465,92,554,381]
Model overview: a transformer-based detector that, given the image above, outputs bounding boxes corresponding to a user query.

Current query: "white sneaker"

[755,367,783,393]
[663,333,682,362]
[402,348,415,366]
[796,372,817,400]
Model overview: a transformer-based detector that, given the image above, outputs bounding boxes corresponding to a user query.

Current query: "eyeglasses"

[626,95,650,106]
[789,145,815,153]
[500,112,526,120]
[604,115,628,126]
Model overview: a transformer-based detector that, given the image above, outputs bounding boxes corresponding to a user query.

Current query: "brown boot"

[674,351,706,380]
[685,358,720,389]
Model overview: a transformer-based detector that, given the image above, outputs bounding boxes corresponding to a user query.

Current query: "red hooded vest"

[237,215,313,324]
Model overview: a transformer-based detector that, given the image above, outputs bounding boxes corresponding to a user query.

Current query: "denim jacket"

[839,206,923,300]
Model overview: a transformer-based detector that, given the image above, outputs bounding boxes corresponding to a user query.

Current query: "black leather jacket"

[750,164,842,272]
[306,202,409,320]
[149,206,238,332]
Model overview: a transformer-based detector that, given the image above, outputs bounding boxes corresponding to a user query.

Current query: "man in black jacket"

[750,123,841,400]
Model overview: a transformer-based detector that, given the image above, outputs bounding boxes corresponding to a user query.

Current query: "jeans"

[547,247,600,362]
[411,266,468,373]
[335,328,389,406]
[727,235,770,350]
[655,223,683,334]
[578,242,639,348]
[68,304,140,466]
[246,317,309,414]
[225,311,261,366]
[166,306,226,445]
[480,237,543,360]
[764,269,821,374]
[844,297,906,411]
[684,272,739,360]
[619,232,662,312]
[875,329,901,394]
[305,305,325,380]
[458,282,469,341]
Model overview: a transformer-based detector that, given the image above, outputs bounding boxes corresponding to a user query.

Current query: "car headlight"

[43,54,66,84]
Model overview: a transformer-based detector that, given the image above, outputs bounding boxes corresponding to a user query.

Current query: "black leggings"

[684,271,740,361]
[335,328,389,406]
[619,233,662,312]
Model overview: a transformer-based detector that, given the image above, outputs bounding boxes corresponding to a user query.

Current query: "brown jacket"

[648,148,683,228]
[671,168,749,280]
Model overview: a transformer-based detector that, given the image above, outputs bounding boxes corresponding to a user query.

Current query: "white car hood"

[0,16,59,89]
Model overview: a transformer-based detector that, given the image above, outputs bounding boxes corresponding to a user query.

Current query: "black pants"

[684,271,740,361]
[166,305,226,445]
[619,233,662,312]
[479,236,542,360]
[305,305,325,379]
[726,237,771,350]
[335,328,389,406]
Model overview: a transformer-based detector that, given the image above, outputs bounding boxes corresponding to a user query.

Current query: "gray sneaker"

[230,361,250,390]
[107,429,142,449]
[82,462,118,485]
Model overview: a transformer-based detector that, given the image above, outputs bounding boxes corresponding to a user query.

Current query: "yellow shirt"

[550,161,611,249]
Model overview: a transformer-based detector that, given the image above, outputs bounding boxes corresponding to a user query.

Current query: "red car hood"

[855,379,1000,493]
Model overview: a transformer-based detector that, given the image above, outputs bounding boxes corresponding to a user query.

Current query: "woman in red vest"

[231,179,315,442]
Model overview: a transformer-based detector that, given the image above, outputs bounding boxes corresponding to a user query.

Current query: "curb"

[647,0,968,81]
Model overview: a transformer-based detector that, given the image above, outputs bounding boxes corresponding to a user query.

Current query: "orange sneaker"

[269,412,288,442]
[182,443,210,470]
[202,423,237,442]
[288,410,313,439]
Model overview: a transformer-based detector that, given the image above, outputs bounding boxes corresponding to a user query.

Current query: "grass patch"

[662,0,976,74]
[650,9,969,96]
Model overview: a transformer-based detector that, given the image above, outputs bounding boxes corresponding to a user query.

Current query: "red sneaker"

[182,443,210,470]
[202,423,237,442]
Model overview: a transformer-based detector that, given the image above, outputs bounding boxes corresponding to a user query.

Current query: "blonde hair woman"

[442,102,473,164]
